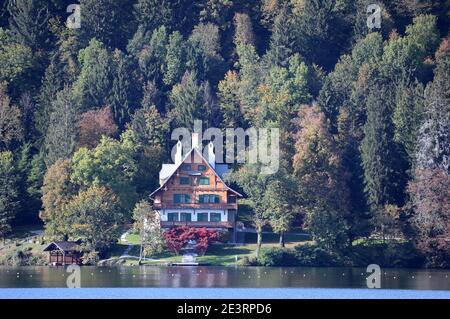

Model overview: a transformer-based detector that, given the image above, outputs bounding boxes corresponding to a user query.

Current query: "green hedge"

[257,247,299,266]
[256,242,426,268]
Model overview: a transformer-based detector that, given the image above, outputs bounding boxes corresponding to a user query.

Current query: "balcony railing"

[161,221,233,228]
[153,202,237,210]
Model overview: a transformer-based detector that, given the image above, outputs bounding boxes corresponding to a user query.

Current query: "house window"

[199,177,210,185]
[197,213,208,222]
[168,213,179,221]
[210,213,221,222]
[198,165,206,171]
[180,213,192,222]
[174,194,191,203]
[181,164,191,171]
[179,177,190,185]
[199,194,220,203]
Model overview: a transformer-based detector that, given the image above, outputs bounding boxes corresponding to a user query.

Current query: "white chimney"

[175,140,182,165]
[192,132,200,149]
[208,141,215,169]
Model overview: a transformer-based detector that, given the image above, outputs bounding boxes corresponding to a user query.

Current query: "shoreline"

[1,287,449,299]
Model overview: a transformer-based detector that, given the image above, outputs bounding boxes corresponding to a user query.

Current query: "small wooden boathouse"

[43,241,82,265]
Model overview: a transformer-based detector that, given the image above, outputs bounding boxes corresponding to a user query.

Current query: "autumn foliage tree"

[293,104,351,251]
[407,169,450,267]
[40,159,76,240]
[78,106,118,149]
[164,226,219,255]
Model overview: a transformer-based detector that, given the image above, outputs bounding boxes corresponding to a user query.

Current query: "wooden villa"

[150,133,242,242]
[43,241,82,266]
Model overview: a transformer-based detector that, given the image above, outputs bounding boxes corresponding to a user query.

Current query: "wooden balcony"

[161,221,233,228]
[153,202,237,210]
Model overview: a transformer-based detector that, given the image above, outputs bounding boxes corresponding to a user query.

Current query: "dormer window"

[181,164,191,171]
[179,177,190,185]
[198,164,206,171]
[199,194,220,203]
[174,194,191,203]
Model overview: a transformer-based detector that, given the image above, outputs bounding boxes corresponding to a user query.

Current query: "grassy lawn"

[123,233,141,245]
[120,231,312,266]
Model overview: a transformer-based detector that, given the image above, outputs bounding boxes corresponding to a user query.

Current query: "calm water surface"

[0,266,449,290]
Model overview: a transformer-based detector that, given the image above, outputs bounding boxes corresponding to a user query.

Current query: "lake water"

[0,266,449,299]
[0,266,449,289]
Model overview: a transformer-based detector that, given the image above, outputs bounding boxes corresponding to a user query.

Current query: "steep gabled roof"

[150,147,242,198]
[43,241,81,252]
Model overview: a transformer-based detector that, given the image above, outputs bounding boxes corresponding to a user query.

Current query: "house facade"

[150,133,242,242]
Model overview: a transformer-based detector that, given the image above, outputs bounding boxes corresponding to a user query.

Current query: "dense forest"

[0,0,448,267]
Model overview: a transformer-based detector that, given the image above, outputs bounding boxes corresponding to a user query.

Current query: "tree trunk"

[138,229,144,265]
[279,231,285,248]
[256,227,263,259]
[138,243,144,265]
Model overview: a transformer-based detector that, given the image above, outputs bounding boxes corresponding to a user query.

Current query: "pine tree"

[187,23,225,85]
[109,50,139,130]
[263,5,293,68]
[361,84,408,219]
[78,0,135,50]
[137,26,168,85]
[163,31,186,86]
[0,83,23,151]
[294,0,349,70]
[393,80,425,166]
[44,87,79,167]
[35,61,63,138]
[7,0,50,52]
[72,39,113,112]
[0,151,18,239]
[170,71,204,129]
[218,70,244,128]
[134,0,174,33]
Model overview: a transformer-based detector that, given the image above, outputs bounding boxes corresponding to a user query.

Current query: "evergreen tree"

[109,50,140,129]
[134,0,174,33]
[137,26,168,85]
[0,83,23,151]
[26,151,45,215]
[170,71,204,129]
[361,83,408,222]
[187,23,225,85]
[44,87,79,167]
[35,61,63,138]
[78,0,135,50]
[393,80,425,166]
[0,151,18,239]
[218,70,244,128]
[0,27,33,86]
[7,0,50,52]
[163,31,186,86]
[263,5,293,68]
[72,39,113,112]
[294,0,349,70]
